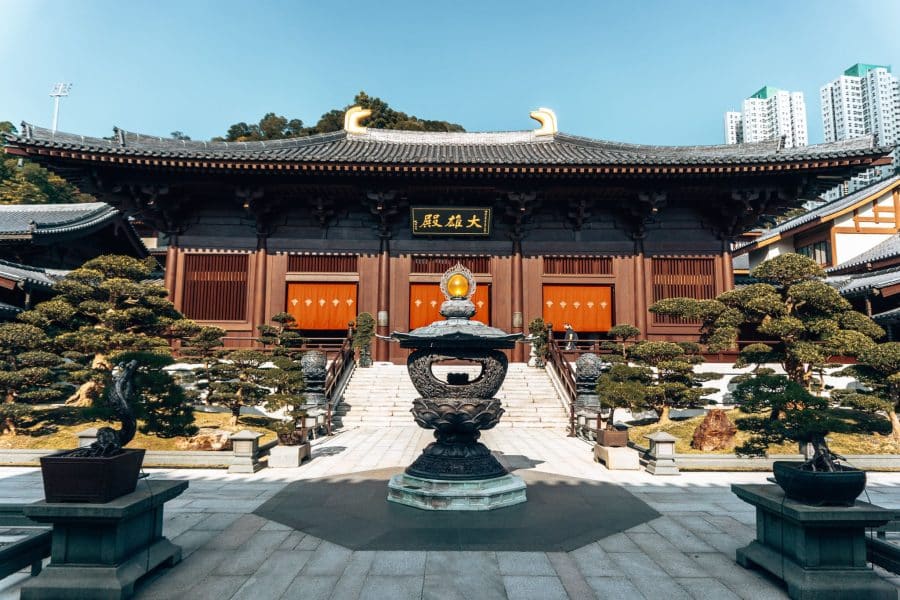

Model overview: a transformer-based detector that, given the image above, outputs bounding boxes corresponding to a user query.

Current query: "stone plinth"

[644,431,680,475]
[387,473,526,511]
[268,443,310,468]
[229,430,263,473]
[732,483,898,600]
[594,445,640,470]
[21,479,187,600]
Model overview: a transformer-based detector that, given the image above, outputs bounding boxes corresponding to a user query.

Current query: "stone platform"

[387,472,526,511]
[593,445,640,470]
[733,483,899,600]
[21,479,187,600]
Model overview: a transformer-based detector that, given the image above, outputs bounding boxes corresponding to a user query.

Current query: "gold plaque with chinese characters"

[410,207,492,236]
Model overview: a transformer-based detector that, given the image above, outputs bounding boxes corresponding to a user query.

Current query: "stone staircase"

[335,363,569,429]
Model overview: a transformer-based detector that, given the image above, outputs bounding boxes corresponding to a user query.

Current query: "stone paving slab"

[0,427,897,599]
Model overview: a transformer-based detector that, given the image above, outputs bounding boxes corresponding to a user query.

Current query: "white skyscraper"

[723,86,808,147]
[821,63,900,146]
[724,111,743,144]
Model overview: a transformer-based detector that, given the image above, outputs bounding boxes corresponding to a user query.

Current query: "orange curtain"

[542,285,612,332]
[409,283,490,329]
[286,283,357,330]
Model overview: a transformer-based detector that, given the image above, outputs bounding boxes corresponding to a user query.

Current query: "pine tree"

[257,313,307,441]
[18,255,198,437]
[208,349,270,427]
[835,342,900,440]
[0,323,70,434]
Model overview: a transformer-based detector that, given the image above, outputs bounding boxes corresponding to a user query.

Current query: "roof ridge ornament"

[344,106,373,135]
[529,108,558,136]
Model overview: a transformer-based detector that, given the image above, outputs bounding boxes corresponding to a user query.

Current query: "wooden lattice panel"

[182,253,249,321]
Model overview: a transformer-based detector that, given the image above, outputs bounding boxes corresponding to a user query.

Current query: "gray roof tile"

[830,265,900,296]
[0,202,117,236]
[4,123,890,167]
[0,259,66,290]
[828,233,900,274]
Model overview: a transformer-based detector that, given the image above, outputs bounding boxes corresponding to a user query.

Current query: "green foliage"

[837,342,900,437]
[732,373,880,461]
[596,363,652,427]
[178,325,227,403]
[0,157,94,204]
[208,349,270,424]
[528,318,550,364]
[257,313,307,434]
[17,254,197,437]
[0,121,16,134]
[0,323,70,433]
[624,341,720,421]
[353,312,375,350]
[650,253,884,388]
[214,91,465,142]
[606,323,640,358]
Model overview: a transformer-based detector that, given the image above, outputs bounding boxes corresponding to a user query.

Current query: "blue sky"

[1,0,898,145]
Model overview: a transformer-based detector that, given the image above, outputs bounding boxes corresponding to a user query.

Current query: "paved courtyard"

[2,427,900,599]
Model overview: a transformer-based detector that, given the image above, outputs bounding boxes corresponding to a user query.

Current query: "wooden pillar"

[163,237,178,301]
[634,244,648,338]
[376,243,390,362]
[253,238,267,339]
[722,248,735,292]
[511,241,525,362]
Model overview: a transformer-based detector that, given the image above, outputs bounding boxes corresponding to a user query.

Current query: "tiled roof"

[4,123,890,167]
[873,306,900,324]
[734,174,900,252]
[0,259,66,290]
[830,264,900,296]
[828,233,900,274]
[0,202,119,237]
[0,301,22,316]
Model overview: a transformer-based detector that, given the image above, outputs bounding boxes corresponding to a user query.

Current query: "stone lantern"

[644,431,679,475]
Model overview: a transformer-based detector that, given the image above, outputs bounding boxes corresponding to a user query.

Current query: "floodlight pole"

[50,83,72,134]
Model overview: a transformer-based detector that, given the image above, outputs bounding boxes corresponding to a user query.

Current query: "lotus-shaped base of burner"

[406,397,508,481]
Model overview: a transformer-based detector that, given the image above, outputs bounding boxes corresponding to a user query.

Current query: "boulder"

[177,428,233,451]
[691,409,737,452]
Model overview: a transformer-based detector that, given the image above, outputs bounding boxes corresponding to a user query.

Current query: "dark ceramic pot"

[772,460,866,506]
[40,448,145,503]
[597,428,629,448]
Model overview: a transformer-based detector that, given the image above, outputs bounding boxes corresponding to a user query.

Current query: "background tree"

[626,341,720,424]
[527,318,550,367]
[651,253,883,390]
[208,349,270,426]
[18,255,197,437]
[353,312,375,367]
[0,323,70,435]
[170,131,191,141]
[257,313,307,441]
[596,363,651,429]
[601,323,641,360]
[834,342,900,440]
[0,156,94,204]
[177,324,227,404]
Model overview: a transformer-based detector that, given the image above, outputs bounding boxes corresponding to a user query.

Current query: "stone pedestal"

[21,479,188,600]
[594,445,640,470]
[732,484,898,600]
[268,443,310,468]
[644,431,680,475]
[229,430,263,473]
[387,473,526,511]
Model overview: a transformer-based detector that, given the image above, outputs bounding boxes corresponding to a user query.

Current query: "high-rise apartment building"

[723,86,808,147]
[821,63,900,146]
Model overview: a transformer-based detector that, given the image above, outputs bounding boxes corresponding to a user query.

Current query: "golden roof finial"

[529,108,558,136]
[343,106,372,135]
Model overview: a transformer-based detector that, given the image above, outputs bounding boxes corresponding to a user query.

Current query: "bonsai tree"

[834,342,900,440]
[353,312,375,367]
[527,317,550,367]
[601,323,641,360]
[651,253,884,390]
[208,349,270,426]
[177,325,227,404]
[0,322,70,435]
[627,341,720,425]
[731,373,877,471]
[257,313,307,443]
[596,362,651,430]
[18,255,198,437]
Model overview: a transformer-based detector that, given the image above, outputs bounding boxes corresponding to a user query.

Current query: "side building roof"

[734,174,900,254]
[0,258,66,291]
[0,201,148,255]
[828,233,900,275]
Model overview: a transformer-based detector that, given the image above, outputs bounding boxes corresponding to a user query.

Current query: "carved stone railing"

[546,330,577,437]
[323,324,356,435]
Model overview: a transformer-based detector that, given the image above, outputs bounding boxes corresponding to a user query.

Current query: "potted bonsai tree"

[732,373,870,506]
[353,312,375,367]
[527,318,550,367]
[595,363,649,447]
[40,360,145,503]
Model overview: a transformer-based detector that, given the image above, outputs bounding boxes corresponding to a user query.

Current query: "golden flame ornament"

[439,262,476,301]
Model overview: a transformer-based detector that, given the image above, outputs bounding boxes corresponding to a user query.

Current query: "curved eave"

[4,143,891,179]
